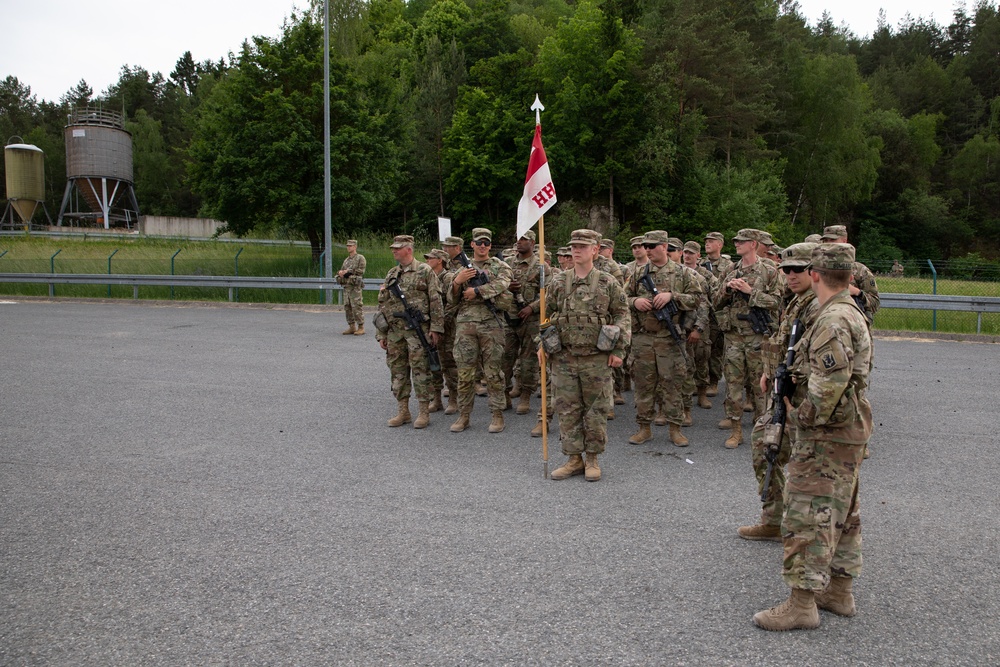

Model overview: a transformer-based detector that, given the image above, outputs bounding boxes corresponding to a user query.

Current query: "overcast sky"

[1,0,964,104]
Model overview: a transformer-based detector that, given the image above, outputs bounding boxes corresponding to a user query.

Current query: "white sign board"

[437,217,452,242]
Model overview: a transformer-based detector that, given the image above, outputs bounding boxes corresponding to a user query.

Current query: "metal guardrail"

[878,293,1000,313]
[0,273,385,302]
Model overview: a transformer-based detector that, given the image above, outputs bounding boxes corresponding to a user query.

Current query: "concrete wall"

[139,216,229,238]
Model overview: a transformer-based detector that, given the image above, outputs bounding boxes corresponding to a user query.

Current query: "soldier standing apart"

[738,243,819,542]
[449,228,513,434]
[681,241,717,412]
[753,243,873,631]
[338,240,367,335]
[713,229,781,448]
[375,235,444,429]
[542,229,631,482]
[702,232,733,396]
[626,230,702,447]
[502,230,542,416]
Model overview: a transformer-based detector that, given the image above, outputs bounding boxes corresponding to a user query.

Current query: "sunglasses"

[781,266,807,274]
[642,243,662,250]
[472,240,491,246]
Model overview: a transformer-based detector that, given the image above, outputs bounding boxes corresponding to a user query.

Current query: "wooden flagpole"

[538,214,549,479]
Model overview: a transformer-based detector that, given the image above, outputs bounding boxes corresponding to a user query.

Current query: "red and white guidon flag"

[516,124,557,239]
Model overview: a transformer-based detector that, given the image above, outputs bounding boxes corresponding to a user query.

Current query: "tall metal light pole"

[322,0,333,304]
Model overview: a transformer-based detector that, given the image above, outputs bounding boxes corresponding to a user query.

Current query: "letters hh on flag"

[516,125,557,239]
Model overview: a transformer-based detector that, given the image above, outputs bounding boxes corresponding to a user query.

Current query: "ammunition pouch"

[597,324,621,352]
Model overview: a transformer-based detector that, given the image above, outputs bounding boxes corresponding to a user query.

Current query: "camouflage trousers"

[431,321,458,397]
[681,333,711,409]
[781,439,864,591]
[632,333,686,427]
[384,325,433,402]
[343,284,364,327]
[453,319,507,413]
[750,413,792,528]
[550,352,613,455]
[709,324,725,386]
[502,317,540,396]
[723,332,765,421]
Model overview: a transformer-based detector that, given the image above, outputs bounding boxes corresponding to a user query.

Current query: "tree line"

[3,0,1000,262]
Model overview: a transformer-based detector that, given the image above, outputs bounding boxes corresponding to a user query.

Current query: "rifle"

[639,264,688,359]
[385,276,442,372]
[455,251,504,327]
[760,318,804,502]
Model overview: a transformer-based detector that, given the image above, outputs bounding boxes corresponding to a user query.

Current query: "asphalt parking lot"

[2,299,998,665]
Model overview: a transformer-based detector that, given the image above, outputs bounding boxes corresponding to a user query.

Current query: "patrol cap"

[770,245,784,256]
[705,231,725,242]
[810,242,855,270]
[642,230,670,245]
[520,229,536,241]
[557,246,572,256]
[779,242,818,268]
[733,228,756,242]
[683,241,701,253]
[630,236,645,247]
[667,237,683,250]
[442,236,464,246]
[600,238,615,250]
[390,235,414,248]
[346,239,358,246]
[568,229,602,246]
[821,225,848,240]
[758,231,775,246]
[472,227,492,242]
[423,248,450,261]
[543,250,552,262]
[804,233,823,243]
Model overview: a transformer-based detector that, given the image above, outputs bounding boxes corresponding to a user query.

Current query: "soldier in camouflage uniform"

[753,243,874,631]
[543,229,631,482]
[682,241,717,412]
[424,248,459,413]
[713,229,782,448]
[665,238,701,427]
[439,237,465,414]
[738,243,819,542]
[502,230,543,416]
[626,230,703,447]
[599,238,628,406]
[448,228,513,434]
[375,235,444,429]
[622,236,648,286]
[338,240,367,335]
[595,242,625,286]
[702,232,734,396]
[820,225,880,325]
[556,246,574,272]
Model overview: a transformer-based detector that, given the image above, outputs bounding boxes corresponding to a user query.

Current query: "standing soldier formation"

[338,240,367,335]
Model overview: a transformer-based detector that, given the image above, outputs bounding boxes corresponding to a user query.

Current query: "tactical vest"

[553,269,613,355]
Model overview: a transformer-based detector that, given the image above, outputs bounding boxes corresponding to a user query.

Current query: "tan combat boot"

[585,453,601,481]
[614,391,625,406]
[450,412,471,433]
[386,400,411,427]
[654,408,668,426]
[753,589,821,631]
[744,398,754,413]
[516,395,531,415]
[683,408,693,426]
[706,382,719,397]
[629,424,653,445]
[342,324,356,335]
[475,382,488,396]
[550,454,585,480]
[815,577,856,617]
[353,325,365,336]
[737,524,782,542]
[444,395,459,415]
[508,382,521,399]
[697,387,712,409]
[669,423,689,447]
[531,418,550,437]
[488,411,505,433]
[717,417,733,429]
[725,422,743,448]
[413,401,430,429]
[428,391,443,413]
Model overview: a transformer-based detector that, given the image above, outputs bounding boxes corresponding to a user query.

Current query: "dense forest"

[3,0,1000,262]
